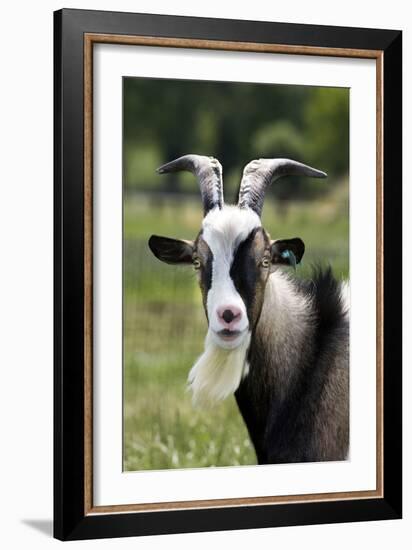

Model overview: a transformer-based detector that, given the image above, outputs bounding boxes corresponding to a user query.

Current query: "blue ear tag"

[281,249,297,270]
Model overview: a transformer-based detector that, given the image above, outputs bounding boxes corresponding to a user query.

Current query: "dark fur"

[235,266,349,464]
[230,228,270,329]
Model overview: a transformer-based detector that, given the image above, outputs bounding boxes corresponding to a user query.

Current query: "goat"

[148,154,349,464]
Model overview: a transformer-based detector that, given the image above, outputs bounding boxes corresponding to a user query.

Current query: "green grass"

[123,182,349,471]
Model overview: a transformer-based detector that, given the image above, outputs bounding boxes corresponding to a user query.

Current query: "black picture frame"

[54,8,402,541]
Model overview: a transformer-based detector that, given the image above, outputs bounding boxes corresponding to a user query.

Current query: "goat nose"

[217,306,242,325]
[222,309,235,323]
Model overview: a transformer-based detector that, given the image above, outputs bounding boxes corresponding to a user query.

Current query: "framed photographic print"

[54,8,402,541]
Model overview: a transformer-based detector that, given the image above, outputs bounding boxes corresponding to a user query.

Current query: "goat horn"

[157,154,224,216]
[237,158,327,216]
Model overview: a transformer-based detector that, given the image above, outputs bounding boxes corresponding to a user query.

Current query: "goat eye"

[193,258,201,270]
[261,257,270,268]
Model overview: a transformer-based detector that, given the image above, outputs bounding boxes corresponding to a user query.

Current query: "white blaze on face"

[202,205,261,347]
[188,206,261,408]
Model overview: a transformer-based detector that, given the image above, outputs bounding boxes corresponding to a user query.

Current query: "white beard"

[187,331,251,408]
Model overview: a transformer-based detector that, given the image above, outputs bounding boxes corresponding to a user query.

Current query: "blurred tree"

[123,78,348,200]
[252,120,305,158]
[250,120,314,203]
[303,87,349,177]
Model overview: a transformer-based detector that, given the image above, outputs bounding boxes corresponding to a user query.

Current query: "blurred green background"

[123,77,349,472]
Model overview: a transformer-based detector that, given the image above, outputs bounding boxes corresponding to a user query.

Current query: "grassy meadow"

[123,182,349,471]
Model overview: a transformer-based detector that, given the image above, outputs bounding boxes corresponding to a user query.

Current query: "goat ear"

[270,238,305,268]
[148,235,194,265]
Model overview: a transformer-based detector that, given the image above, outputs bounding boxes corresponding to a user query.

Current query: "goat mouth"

[217,329,243,342]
